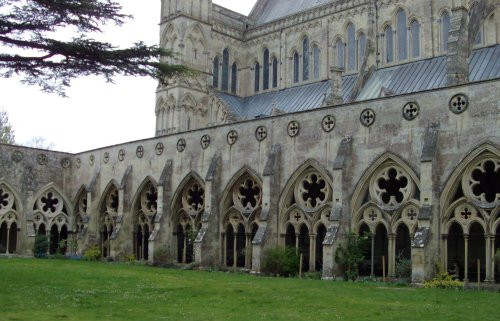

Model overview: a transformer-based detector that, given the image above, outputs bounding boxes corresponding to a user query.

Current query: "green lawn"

[0,258,498,321]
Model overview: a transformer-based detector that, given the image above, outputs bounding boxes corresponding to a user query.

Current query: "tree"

[24,136,55,150]
[335,232,369,281]
[0,109,15,144]
[0,0,189,96]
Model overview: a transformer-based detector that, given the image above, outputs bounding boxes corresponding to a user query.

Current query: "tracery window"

[133,181,158,261]
[281,164,333,272]
[396,9,408,61]
[302,37,310,81]
[254,62,260,92]
[231,63,238,94]
[352,157,420,277]
[347,23,356,71]
[173,176,205,264]
[272,57,278,88]
[263,48,270,90]
[212,57,219,88]
[221,49,229,91]
[441,148,500,282]
[441,11,451,52]
[0,184,18,254]
[33,188,70,256]
[221,172,262,269]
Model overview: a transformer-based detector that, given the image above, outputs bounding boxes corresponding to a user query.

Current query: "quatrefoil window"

[371,166,412,208]
[360,109,376,127]
[41,192,59,213]
[185,183,204,213]
[403,102,419,121]
[235,178,261,211]
[449,93,468,114]
[467,159,500,204]
[295,171,330,211]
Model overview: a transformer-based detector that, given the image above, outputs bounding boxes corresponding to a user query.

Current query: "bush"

[83,245,101,261]
[33,235,49,258]
[424,273,463,290]
[153,247,173,267]
[335,232,369,281]
[395,252,412,281]
[261,246,300,277]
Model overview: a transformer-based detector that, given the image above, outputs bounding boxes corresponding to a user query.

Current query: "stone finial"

[323,67,344,106]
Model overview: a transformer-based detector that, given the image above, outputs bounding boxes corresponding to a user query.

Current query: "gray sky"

[0,1,256,153]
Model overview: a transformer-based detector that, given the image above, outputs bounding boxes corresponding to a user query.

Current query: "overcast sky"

[0,1,256,153]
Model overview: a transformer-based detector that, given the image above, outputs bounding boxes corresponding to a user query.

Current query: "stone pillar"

[309,234,316,272]
[370,234,375,277]
[388,234,396,277]
[464,235,469,282]
[485,234,492,282]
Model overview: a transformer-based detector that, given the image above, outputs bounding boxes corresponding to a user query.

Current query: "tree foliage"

[0,0,189,95]
[335,232,369,281]
[0,109,15,144]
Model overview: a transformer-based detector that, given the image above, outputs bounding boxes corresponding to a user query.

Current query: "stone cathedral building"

[0,0,499,283]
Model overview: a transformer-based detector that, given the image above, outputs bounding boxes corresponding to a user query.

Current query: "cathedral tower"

[155,0,213,136]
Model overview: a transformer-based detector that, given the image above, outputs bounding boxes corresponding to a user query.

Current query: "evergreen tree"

[0,0,189,96]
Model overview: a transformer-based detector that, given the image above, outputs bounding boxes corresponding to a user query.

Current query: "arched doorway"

[236,225,246,267]
[0,222,7,253]
[373,224,388,277]
[49,225,59,254]
[285,224,295,248]
[298,224,310,272]
[225,225,234,267]
[315,224,327,271]
[396,224,411,260]
[8,222,17,253]
[447,222,464,280]
[468,223,485,282]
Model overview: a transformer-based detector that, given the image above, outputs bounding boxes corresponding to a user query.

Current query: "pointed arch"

[346,22,356,71]
[334,36,345,69]
[221,48,230,91]
[263,47,270,90]
[219,165,263,215]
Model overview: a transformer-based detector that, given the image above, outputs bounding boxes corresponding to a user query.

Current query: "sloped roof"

[250,0,333,25]
[215,45,500,119]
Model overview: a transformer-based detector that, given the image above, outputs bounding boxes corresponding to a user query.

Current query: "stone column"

[442,235,448,272]
[464,235,469,282]
[485,234,492,282]
[370,234,375,277]
[388,234,396,277]
[309,234,316,272]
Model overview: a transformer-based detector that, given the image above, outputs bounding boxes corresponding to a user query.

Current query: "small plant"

[395,252,412,281]
[335,232,368,281]
[424,273,463,290]
[83,245,101,261]
[261,246,300,277]
[153,247,173,267]
[33,234,49,258]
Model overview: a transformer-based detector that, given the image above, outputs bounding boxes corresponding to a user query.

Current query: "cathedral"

[0,0,499,283]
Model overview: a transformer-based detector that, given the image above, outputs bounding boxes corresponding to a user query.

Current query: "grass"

[0,258,499,321]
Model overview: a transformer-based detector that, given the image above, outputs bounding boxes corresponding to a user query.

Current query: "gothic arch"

[72,185,88,239]
[98,180,120,258]
[0,180,22,254]
[184,23,208,51]
[171,171,205,264]
[130,177,158,261]
[440,142,499,281]
[160,23,179,50]
[279,159,333,272]
[219,166,262,267]
[32,183,73,255]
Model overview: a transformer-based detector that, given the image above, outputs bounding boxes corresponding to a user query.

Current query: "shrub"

[424,273,463,290]
[33,235,49,258]
[153,247,173,267]
[261,246,300,277]
[395,252,412,281]
[335,232,369,281]
[83,245,101,261]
